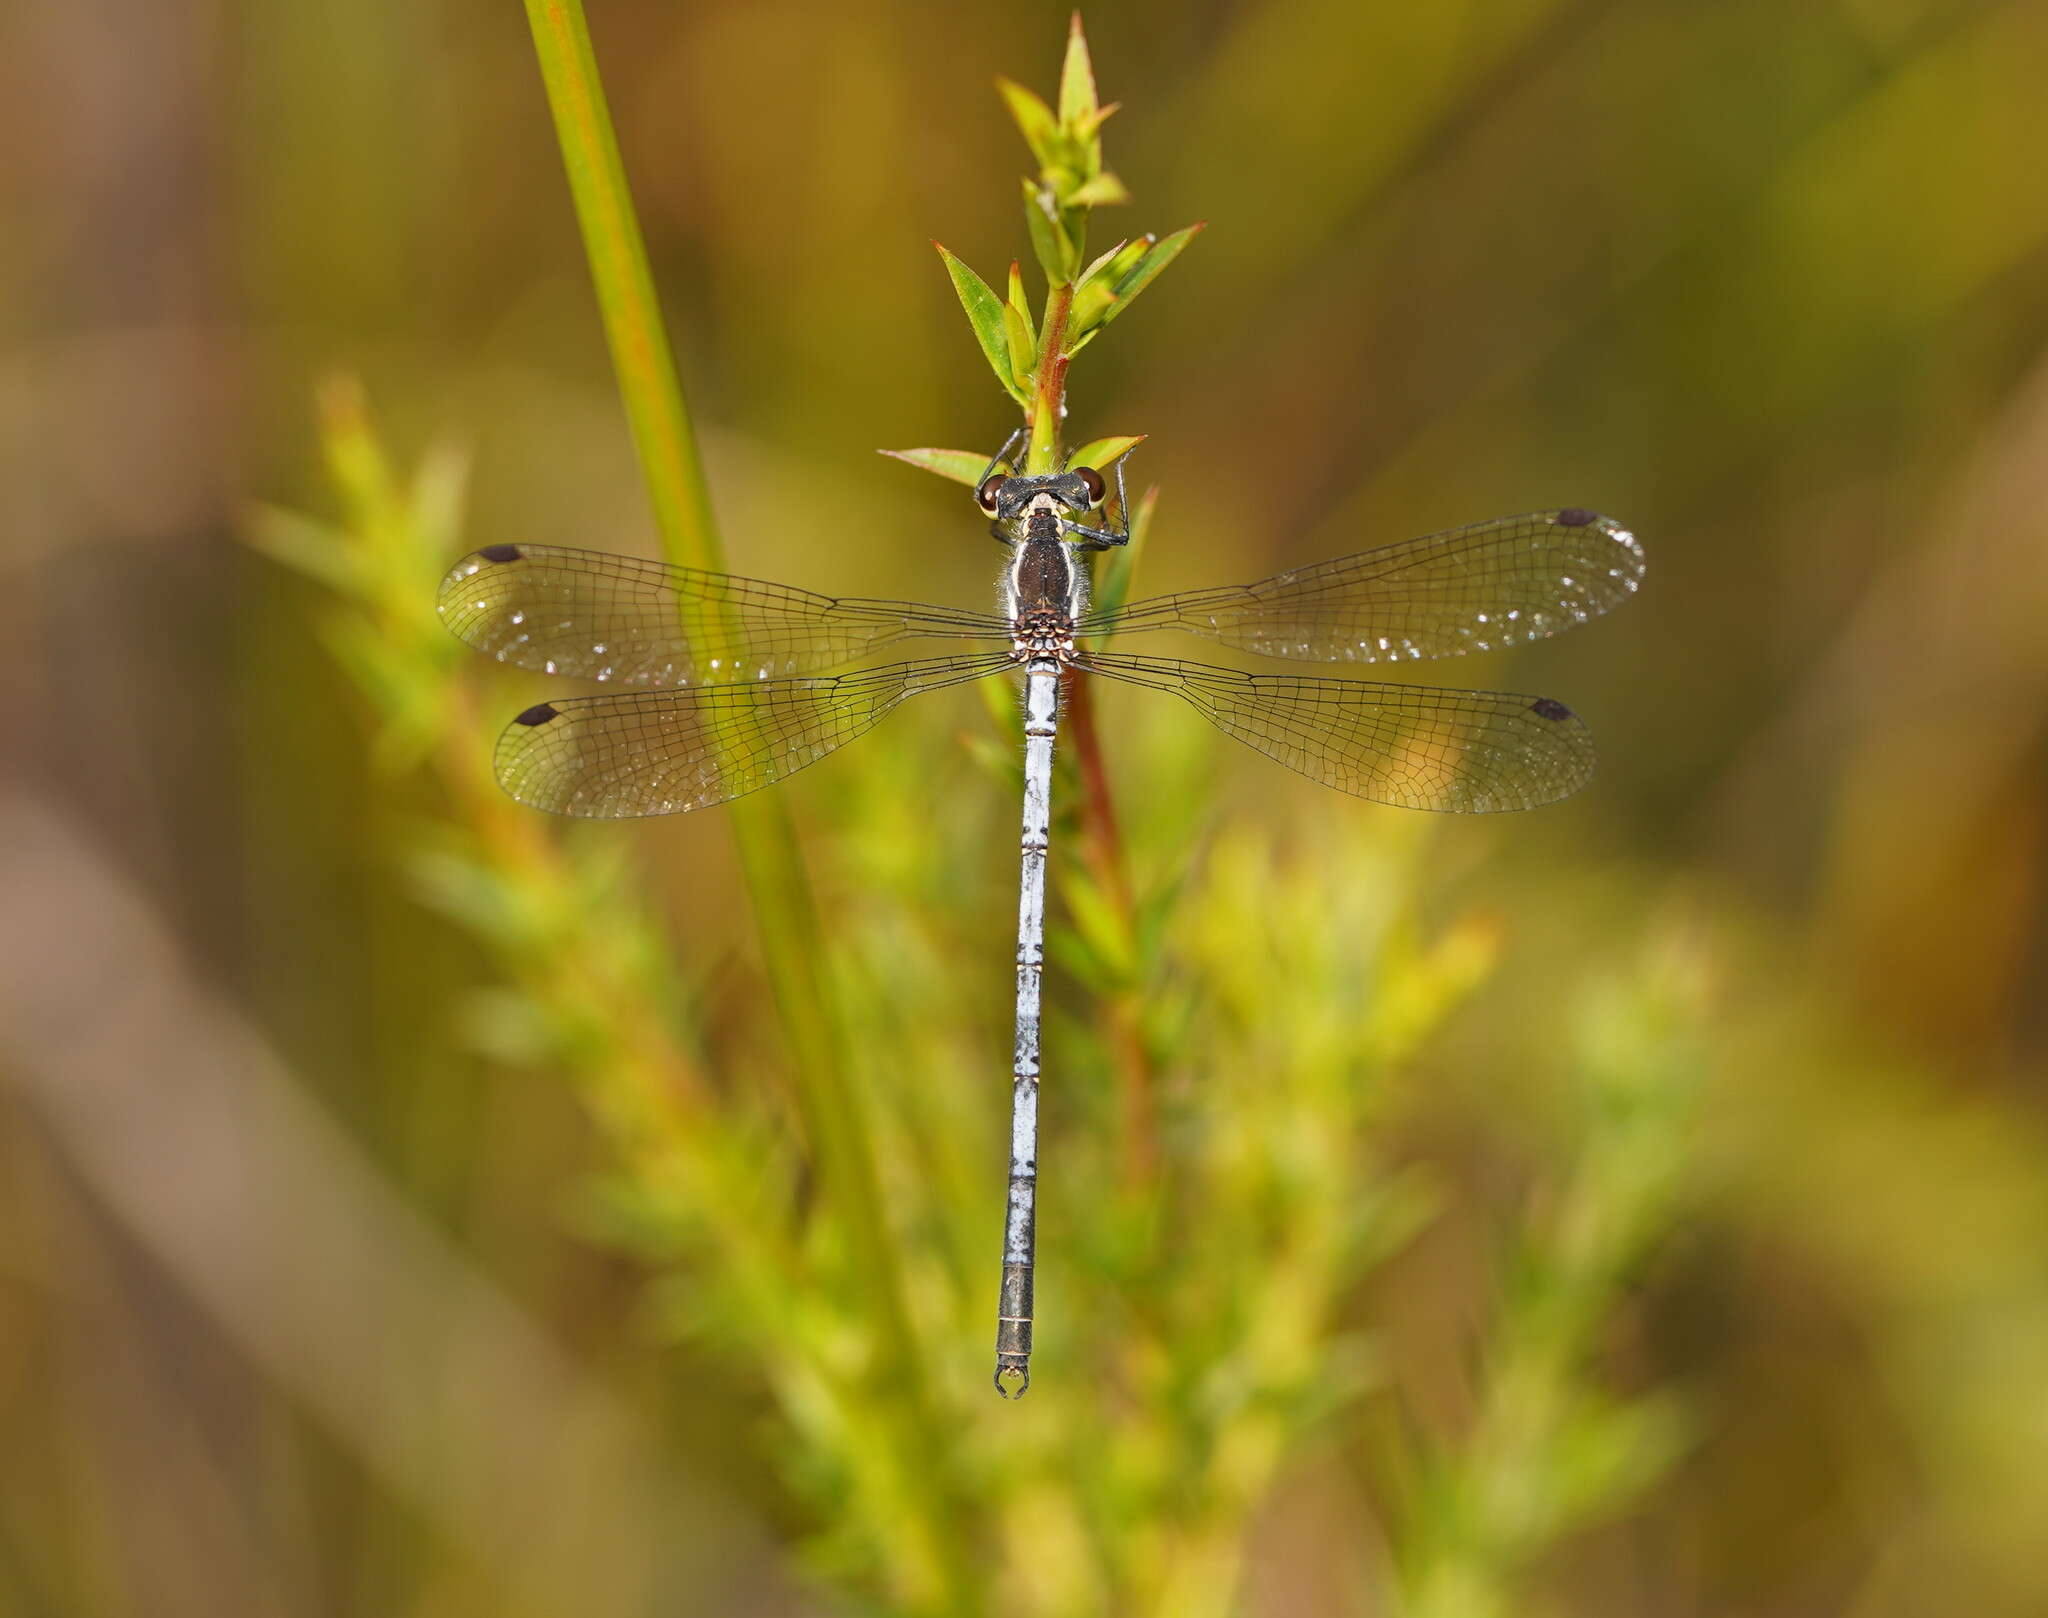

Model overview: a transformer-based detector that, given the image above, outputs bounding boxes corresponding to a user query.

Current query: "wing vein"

[439,543,1010,689]
[1079,509,1642,665]
[1078,651,1593,812]
[495,653,1015,818]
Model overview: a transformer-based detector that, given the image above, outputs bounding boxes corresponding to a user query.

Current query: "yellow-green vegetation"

[247,15,1701,1613]
[12,5,2048,1618]
[255,374,1707,1615]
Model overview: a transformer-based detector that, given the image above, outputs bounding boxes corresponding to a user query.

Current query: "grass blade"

[519,7,972,1600]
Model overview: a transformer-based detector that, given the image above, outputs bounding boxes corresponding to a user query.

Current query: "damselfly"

[436,432,1644,1395]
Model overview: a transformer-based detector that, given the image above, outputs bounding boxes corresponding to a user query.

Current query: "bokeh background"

[8,1,2048,1614]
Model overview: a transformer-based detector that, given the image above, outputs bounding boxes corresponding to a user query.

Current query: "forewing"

[495,654,1011,818]
[1083,509,1642,664]
[1080,652,1593,812]
[439,543,1008,687]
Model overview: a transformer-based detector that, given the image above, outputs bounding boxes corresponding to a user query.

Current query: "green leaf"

[1076,100,1120,138]
[1106,233,1155,278]
[246,505,369,597]
[934,241,1026,403]
[408,442,473,558]
[1069,170,1131,208]
[878,446,994,487]
[1070,233,1153,333]
[996,77,1059,170]
[1094,220,1204,332]
[1065,435,1145,474]
[1057,12,1099,129]
[1075,237,1129,290]
[1002,300,1037,385]
[1006,259,1031,322]
[1111,220,1204,305]
[1004,264,1036,382]
[1546,1393,1695,1540]
[1021,178,1077,284]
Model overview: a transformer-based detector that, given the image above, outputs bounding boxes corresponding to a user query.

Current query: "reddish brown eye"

[1074,466,1105,507]
[976,473,1008,513]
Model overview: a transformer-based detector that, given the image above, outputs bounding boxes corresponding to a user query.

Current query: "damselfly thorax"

[1004,513,1088,661]
[977,441,1116,666]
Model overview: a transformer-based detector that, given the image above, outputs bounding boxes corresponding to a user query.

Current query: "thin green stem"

[521,5,971,1606]
[522,0,718,569]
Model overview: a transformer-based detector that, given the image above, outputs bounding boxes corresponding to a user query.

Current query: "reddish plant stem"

[1063,669,1133,921]
[1025,281,1075,473]
[1064,667,1159,1184]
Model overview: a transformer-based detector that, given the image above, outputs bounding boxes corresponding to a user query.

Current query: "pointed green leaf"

[996,77,1059,170]
[1070,286,1113,336]
[1069,293,1111,337]
[1020,178,1077,284]
[1005,259,1032,333]
[879,446,995,487]
[1076,237,1129,290]
[1095,220,1205,330]
[1002,300,1037,386]
[934,242,1025,401]
[1057,12,1099,129]
[408,442,473,558]
[247,505,369,597]
[1078,101,1120,137]
[1071,232,1154,331]
[1069,170,1131,208]
[1065,435,1145,474]
[1107,233,1155,278]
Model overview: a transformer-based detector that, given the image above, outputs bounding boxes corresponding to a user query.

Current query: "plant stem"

[521,1,717,567]
[1026,281,1075,473]
[521,5,971,1605]
[1065,668,1158,1182]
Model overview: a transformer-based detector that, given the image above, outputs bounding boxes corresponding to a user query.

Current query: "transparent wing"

[1079,652,1593,812]
[1080,509,1642,664]
[495,653,1013,818]
[439,543,1011,687]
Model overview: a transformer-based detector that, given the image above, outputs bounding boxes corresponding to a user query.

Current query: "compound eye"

[1074,466,1106,508]
[975,473,1008,514]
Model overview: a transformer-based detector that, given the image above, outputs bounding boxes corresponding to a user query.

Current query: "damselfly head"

[984,469,1100,522]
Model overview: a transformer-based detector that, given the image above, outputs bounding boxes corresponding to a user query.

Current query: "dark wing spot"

[478,543,524,564]
[1529,697,1574,722]
[1553,508,1597,528]
[514,702,561,727]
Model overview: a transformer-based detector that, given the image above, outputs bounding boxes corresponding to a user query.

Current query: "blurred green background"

[8,2,2048,1614]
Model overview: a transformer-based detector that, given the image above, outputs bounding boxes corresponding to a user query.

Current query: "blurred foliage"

[10,3,2048,1617]
[256,378,1699,1617]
